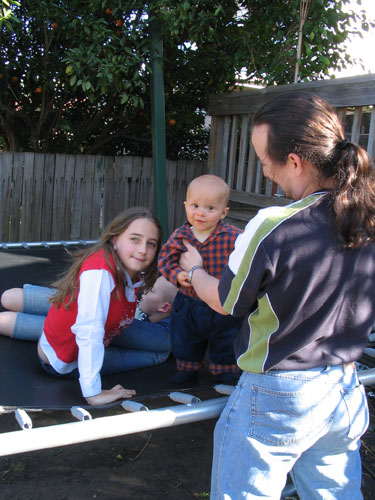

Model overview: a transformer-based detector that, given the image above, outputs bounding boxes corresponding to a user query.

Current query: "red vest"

[43,250,136,363]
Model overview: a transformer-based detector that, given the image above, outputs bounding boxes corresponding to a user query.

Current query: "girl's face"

[113,218,159,279]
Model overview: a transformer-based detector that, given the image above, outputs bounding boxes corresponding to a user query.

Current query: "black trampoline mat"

[0,336,214,410]
[0,246,216,410]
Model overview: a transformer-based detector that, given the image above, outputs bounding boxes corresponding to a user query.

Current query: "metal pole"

[0,397,228,457]
[150,19,169,240]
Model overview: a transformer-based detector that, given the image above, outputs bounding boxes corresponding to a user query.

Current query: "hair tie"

[336,139,350,151]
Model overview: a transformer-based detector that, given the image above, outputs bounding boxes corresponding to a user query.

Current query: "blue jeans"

[101,317,171,373]
[171,292,242,373]
[13,284,54,340]
[211,365,369,500]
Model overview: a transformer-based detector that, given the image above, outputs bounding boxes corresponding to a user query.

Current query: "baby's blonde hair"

[186,175,230,206]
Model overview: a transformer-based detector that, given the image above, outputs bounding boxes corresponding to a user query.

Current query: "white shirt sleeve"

[71,269,115,398]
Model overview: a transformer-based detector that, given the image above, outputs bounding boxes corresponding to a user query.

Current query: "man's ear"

[287,153,303,176]
[158,302,172,314]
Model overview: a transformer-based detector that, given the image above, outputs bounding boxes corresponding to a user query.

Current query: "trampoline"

[0,240,374,500]
[0,243,234,452]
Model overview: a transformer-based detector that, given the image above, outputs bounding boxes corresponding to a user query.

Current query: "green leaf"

[120,93,128,104]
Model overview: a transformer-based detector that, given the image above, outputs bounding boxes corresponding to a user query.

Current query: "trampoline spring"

[214,384,236,396]
[71,406,92,421]
[15,409,33,430]
[169,392,201,405]
[122,401,149,412]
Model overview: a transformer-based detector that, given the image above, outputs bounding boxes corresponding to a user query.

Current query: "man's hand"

[86,384,136,406]
[180,240,203,271]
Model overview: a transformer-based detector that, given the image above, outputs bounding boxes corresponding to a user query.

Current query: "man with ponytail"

[180,92,375,499]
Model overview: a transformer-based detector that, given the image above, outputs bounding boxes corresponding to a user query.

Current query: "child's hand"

[177,271,192,288]
[85,385,136,406]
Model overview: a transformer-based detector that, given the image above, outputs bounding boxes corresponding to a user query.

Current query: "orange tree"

[0,0,371,158]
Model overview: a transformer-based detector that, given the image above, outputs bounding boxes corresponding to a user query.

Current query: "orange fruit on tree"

[35,87,42,93]
[169,118,176,126]
[105,8,113,14]
[52,22,58,29]
[115,19,123,27]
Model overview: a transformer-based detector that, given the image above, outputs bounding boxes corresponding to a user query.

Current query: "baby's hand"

[177,271,192,288]
[85,384,136,406]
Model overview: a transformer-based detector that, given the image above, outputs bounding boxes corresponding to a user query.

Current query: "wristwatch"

[187,265,204,283]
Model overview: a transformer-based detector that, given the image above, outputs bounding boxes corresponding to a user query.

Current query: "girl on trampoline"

[1,207,163,406]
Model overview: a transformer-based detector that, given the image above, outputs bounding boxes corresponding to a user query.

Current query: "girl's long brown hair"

[50,207,163,308]
[253,91,375,248]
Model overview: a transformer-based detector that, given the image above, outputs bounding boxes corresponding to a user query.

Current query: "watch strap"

[188,265,204,283]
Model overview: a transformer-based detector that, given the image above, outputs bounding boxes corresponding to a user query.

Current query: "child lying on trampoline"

[0,207,177,406]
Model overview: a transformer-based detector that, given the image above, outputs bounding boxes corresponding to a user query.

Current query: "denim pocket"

[248,382,337,446]
[340,384,369,440]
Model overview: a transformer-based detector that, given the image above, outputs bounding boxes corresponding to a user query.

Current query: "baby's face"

[139,278,164,315]
[184,183,228,234]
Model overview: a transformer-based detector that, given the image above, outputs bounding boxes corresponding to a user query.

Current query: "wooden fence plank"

[236,114,250,191]
[207,115,219,173]
[20,153,35,241]
[84,155,97,239]
[63,155,77,240]
[174,160,189,229]
[166,159,178,235]
[208,116,225,176]
[129,156,141,208]
[12,152,25,241]
[91,156,105,239]
[41,154,56,240]
[227,115,238,188]
[0,153,12,241]
[221,116,231,182]
[51,154,66,240]
[351,107,362,144]
[245,142,257,193]
[102,156,115,228]
[70,156,85,240]
[139,156,153,210]
[368,108,375,160]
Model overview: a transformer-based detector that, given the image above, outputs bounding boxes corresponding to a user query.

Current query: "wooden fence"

[208,74,375,227]
[0,153,206,242]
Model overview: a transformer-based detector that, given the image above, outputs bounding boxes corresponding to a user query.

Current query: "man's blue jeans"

[210,364,369,500]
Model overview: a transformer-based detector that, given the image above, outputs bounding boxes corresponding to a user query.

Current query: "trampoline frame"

[1,241,375,499]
